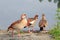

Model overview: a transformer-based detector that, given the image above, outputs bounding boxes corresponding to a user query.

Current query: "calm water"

[0,0,57,30]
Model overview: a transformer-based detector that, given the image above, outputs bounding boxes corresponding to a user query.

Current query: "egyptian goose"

[27,14,38,33]
[39,14,48,31]
[7,14,27,37]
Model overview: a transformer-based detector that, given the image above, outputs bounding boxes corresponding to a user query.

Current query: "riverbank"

[0,30,54,40]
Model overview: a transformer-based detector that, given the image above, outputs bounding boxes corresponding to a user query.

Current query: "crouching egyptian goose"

[39,14,48,31]
[27,14,38,33]
[7,14,27,37]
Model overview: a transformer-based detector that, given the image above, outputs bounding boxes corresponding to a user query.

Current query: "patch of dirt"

[0,31,54,40]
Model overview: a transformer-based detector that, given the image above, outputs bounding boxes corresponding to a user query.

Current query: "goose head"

[21,14,27,19]
[42,14,46,20]
[34,14,38,20]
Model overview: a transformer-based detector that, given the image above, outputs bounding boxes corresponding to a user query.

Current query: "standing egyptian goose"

[7,14,27,37]
[39,14,48,31]
[27,15,38,33]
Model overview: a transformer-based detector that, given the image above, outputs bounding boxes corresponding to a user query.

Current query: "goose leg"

[32,28,34,32]
[12,29,14,37]
[28,28,30,33]
[9,28,14,37]
[17,29,20,37]
[32,26,34,32]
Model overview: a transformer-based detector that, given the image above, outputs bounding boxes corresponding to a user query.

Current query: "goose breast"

[13,18,27,30]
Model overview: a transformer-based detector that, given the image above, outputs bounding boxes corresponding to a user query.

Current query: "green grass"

[49,26,60,40]
[50,8,60,40]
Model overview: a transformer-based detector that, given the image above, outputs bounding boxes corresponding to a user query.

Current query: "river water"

[0,0,57,30]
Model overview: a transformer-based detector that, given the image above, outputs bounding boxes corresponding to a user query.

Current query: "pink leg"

[32,29,34,32]
[28,30,30,33]
[18,33,20,37]
[17,30,20,37]
[28,28,30,33]
[31,26,34,32]
[12,30,14,37]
